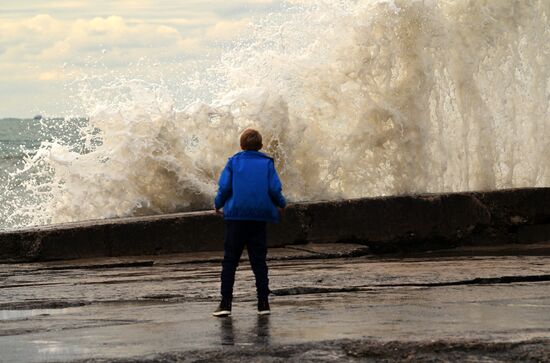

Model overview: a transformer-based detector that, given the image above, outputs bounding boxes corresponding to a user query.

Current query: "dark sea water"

[0,118,88,228]
[0,118,41,174]
[0,117,85,174]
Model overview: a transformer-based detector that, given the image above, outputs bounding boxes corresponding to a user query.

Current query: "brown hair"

[240,128,263,151]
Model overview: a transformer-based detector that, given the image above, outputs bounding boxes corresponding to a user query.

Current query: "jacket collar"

[234,150,273,160]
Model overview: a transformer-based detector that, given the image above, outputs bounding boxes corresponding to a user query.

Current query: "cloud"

[0,14,203,72]
[0,14,66,48]
[0,1,285,117]
[38,69,66,81]
[206,19,250,40]
[42,1,89,9]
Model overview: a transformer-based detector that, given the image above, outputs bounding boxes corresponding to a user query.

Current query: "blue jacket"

[214,151,286,223]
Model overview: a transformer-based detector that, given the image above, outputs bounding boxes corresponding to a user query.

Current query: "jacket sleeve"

[214,159,232,209]
[268,160,286,208]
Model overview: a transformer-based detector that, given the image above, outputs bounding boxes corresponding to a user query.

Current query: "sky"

[0,0,287,118]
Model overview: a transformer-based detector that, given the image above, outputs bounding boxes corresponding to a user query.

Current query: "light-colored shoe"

[257,299,270,315]
[212,299,232,317]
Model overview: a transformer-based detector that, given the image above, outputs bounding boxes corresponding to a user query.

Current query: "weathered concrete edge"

[1,188,549,262]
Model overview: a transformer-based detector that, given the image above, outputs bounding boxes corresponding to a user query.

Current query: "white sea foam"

[3,0,549,229]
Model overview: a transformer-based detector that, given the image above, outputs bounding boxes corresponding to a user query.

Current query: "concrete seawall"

[1,188,549,262]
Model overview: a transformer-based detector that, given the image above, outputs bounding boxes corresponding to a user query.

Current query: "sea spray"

[1,0,549,229]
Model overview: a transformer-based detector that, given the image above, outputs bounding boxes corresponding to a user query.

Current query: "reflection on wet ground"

[218,315,271,347]
[0,250,549,361]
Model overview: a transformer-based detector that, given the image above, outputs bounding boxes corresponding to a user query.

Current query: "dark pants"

[221,220,269,300]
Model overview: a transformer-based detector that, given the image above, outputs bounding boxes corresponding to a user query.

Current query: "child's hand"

[215,208,223,216]
[278,207,285,217]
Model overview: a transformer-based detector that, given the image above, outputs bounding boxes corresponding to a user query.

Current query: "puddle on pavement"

[33,340,93,356]
[0,307,80,321]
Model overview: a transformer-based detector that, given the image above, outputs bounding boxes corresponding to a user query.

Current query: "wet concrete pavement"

[1,243,550,362]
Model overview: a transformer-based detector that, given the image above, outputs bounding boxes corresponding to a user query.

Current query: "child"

[213,128,286,317]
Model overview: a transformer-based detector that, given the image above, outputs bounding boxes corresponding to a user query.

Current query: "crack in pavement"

[38,261,155,271]
[0,301,90,310]
[284,245,371,259]
[375,274,550,287]
[272,274,550,296]
[0,282,67,289]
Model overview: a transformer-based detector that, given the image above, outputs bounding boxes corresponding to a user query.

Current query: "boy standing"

[213,129,286,317]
